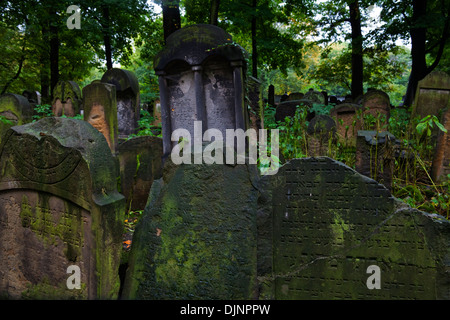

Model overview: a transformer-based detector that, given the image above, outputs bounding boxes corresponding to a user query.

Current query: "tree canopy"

[1,0,449,106]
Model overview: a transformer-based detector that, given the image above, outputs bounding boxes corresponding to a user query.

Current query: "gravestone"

[275,100,314,123]
[0,117,125,299]
[0,93,33,145]
[286,92,304,101]
[101,68,140,139]
[82,80,118,153]
[306,115,336,157]
[412,71,450,120]
[303,90,325,105]
[152,99,162,127]
[362,90,390,130]
[355,131,396,191]
[22,90,41,106]
[432,107,450,183]
[258,157,450,300]
[329,103,363,146]
[247,76,264,137]
[52,81,82,117]
[154,24,248,158]
[117,136,163,212]
[122,153,260,299]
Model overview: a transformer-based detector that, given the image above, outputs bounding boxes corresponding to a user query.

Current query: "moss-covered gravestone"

[117,136,163,212]
[0,93,33,145]
[52,81,82,117]
[101,68,140,140]
[122,154,260,299]
[411,71,450,120]
[0,117,125,299]
[258,157,450,300]
[83,81,118,153]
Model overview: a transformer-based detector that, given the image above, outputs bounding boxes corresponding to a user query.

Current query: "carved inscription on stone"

[0,190,94,299]
[271,157,441,299]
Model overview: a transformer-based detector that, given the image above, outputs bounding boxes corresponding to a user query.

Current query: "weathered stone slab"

[258,157,450,300]
[101,68,140,139]
[0,117,125,299]
[117,136,163,212]
[412,71,450,120]
[247,76,264,137]
[0,93,33,145]
[122,155,260,299]
[286,92,304,101]
[52,81,82,117]
[82,81,118,153]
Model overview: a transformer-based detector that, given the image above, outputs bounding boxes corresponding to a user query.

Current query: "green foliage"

[0,115,13,126]
[32,104,53,121]
[127,109,162,139]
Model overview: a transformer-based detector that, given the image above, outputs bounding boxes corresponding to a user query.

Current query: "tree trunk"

[349,0,363,100]
[40,23,50,102]
[162,0,181,42]
[102,6,113,70]
[210,0,220,25]
[49,10,60,99]
[404,0,429,107]
[251,0,258,78]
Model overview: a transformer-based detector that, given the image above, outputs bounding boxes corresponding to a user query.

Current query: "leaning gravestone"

[0,117,125,299]
[52,81,82,117]
[411,71,450,120]
[154,24,249,158]
[0,93,33,145]
[122,152,260,300]
[258,157,450,300]
[101,68,140,140]
[117,136,163,212]
[247,76,264,137]
[83,80,118,153]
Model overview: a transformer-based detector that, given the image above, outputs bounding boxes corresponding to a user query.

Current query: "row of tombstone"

[1,23,450,300]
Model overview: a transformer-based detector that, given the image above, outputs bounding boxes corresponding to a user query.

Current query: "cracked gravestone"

[0,117,125,299]
[258,157,450,300]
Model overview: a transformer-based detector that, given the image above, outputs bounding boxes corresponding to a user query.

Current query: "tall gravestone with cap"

[153,24,249,159]
[0,117,125,299]
[52,81,82,117]
[101,68,140,140]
